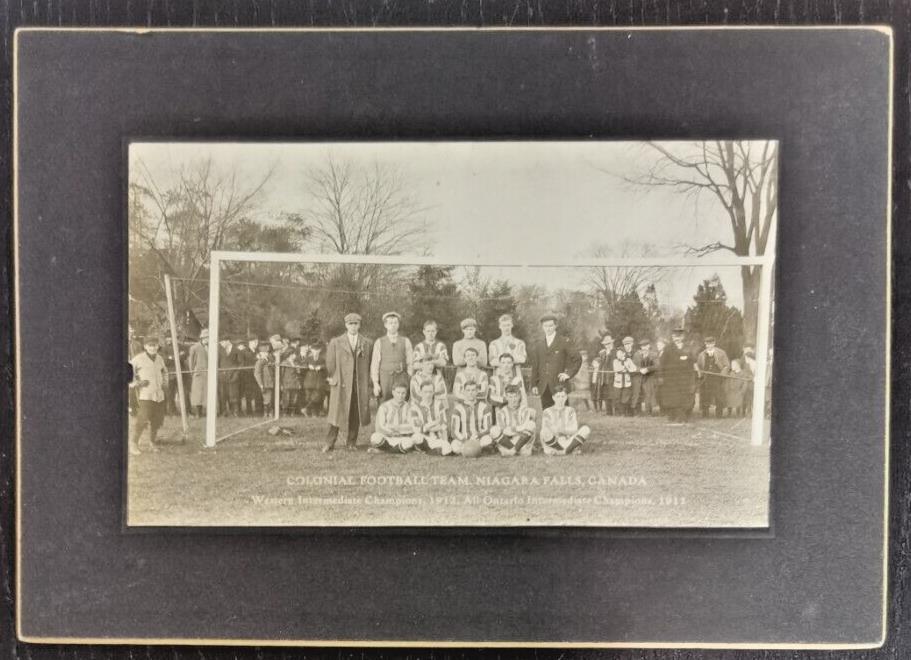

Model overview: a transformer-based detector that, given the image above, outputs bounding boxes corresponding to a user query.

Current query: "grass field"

[126,399,770,528]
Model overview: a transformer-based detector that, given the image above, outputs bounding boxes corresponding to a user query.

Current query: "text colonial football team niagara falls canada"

[127,140,775,528]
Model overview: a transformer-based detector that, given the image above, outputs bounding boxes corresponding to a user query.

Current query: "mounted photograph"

[126,140,777,527]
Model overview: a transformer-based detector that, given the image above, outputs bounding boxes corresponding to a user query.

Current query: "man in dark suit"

[529,314,582,409]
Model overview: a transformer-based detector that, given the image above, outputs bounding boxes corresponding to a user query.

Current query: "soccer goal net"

[188,252,775,450]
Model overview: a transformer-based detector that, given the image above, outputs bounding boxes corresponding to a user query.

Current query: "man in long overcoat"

[187,328,210,416]
[659,328,697,423]
[528,314,582,410]
[323,313,373,452]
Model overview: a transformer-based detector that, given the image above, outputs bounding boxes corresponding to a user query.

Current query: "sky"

[130,140,766,309]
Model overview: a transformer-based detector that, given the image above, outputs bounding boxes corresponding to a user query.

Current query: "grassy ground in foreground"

[127,403,769,528]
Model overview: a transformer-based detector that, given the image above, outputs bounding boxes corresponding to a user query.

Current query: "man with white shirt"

[128,335,169,455]
[323,313,373,452]
[528,313,582,410]
[488,313,527,368]
[370,311,414,401]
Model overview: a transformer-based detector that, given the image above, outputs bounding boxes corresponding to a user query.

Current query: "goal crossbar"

[205,250,775,448]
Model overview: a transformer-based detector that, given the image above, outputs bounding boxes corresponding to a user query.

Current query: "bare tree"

[582,242,668,324]
[129,157,274,326]
[623,140,778,343]
[295,157,429,296]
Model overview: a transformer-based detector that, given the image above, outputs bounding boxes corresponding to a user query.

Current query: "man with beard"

[659,328,697,424]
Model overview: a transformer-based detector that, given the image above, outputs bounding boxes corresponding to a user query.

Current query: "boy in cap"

[452,318,488,368]
[453,346,489,403]
[490,383,537,457]
[301,338,328,416]
[611,340,638,416]
[371,311,414,402]
[369,380,417,453]
[571,348,593,412]
[410,377,452,455]
[540,384,591,456]
[128,335,169,454]
[592,334,615,415]
[634,338,659,415]
[450,379,494,455]
[253,341,275,418]
[410,353,448,404]
[488,314,526,368]
[412,319,449,370]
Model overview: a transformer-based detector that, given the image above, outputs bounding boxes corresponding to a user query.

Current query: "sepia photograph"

[126,140,776,527]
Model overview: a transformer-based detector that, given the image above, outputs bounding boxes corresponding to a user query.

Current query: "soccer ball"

[461,438,482,458]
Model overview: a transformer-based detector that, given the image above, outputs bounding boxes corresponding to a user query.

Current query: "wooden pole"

[163,274,188,437]
[205,256,221,448]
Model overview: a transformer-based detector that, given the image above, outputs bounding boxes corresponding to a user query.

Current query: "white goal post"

[205,250,776,448]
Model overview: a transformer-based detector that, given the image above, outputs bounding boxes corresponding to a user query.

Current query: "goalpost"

[204,250,776,449]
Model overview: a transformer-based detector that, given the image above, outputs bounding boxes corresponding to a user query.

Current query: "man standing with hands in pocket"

[323,313,373,452]
[528,314,582,410]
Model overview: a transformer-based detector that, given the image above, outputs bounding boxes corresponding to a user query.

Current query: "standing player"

[452,318,488,367]
[371,311,414,402]
[412,319,449,370]
[488,313,526,368]
[490,384,537,457]
[540,384,591,456]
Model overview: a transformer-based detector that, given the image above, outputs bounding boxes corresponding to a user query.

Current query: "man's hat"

[382,311,401,322]
[309,337,323,348]
[704,335,716,343]
[623,336,634,344]
[539,313,558,324]
[142,335,160,346]
[504,383,522,396]
[498,313,514,323]
[344,312,362,324]
[600,335,614,345]
[460,317,478,329]
[257,341,271,351]
[671,328,685,336]
[639,338,652,346]
[199,328,209,340]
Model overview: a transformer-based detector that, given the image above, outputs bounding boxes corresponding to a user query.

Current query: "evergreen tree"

[478,280,518,342]
[685,274,745,356]
[604,289,654,343]
[405,266,463,345]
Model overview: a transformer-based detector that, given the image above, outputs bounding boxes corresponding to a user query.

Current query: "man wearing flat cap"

[528,313,582,410]
[324,313,373,452]
[128,335,169,454]
[188,328,210,417]
[659,328,697,424]
[452,317,488,368]
[371,311,414,402]
[697,335,730,418]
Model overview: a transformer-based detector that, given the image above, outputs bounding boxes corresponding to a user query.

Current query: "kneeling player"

[490,384,536,457]
[450,379,494,455]
[540,384,591,456]
[369,382,416,453]
[410,378,453,455]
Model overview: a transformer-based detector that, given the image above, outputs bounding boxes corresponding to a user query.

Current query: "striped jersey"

[453,367,489,402]
[489,335,527,366]
[412,339,449,367]
[375,399,415,436]
[541,405,581,437]
[488,370,527,407]
[451,400,493,440]
[410,371,448,403]
[495,404,536,432]
[410,398,449,435]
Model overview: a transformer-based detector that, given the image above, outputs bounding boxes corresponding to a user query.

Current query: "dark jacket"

[659,342,696,409]
[529,333,582,394]
[326,333,373,432]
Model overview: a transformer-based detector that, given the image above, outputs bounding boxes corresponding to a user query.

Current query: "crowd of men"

[128,311,760,456]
